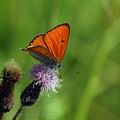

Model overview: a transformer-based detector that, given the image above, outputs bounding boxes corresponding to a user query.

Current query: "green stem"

[12,105,23,120]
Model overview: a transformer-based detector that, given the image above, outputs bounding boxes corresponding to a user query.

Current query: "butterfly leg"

[58,68,62,79]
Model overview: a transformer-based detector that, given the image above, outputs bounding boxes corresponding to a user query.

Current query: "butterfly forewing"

[44,23,70,61]
[27,34,47,49]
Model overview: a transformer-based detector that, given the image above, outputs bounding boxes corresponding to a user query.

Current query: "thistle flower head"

[30,64,61,93]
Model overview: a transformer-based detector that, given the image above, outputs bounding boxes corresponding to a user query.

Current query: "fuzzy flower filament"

[30,64,62,93]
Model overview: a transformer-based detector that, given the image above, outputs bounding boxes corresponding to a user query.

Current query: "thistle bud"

[0,59,21,112]
[20,80,42,106]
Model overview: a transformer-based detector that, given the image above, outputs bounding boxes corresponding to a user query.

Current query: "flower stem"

[12,105,23,120]
[0,112,3,120]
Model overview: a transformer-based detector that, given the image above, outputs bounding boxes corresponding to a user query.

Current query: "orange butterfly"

[22,23,70,67]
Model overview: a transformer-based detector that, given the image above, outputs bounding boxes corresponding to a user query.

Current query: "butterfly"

[22,23,70,67]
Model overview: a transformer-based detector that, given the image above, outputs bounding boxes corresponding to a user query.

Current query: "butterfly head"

[57,62,62,68]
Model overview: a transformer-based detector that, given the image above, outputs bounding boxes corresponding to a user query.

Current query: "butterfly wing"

[22,23,70,65]
[25,46,57,65]
[26,34,47,49]
[23,34,57,65]
[43,23,70,62]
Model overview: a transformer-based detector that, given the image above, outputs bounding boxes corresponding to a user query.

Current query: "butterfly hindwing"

[25,46,57,65]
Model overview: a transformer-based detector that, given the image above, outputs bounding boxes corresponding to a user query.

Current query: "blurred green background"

[0,0,120,120]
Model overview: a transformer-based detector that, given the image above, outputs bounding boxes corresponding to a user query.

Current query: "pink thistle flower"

[30,64,62,93]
